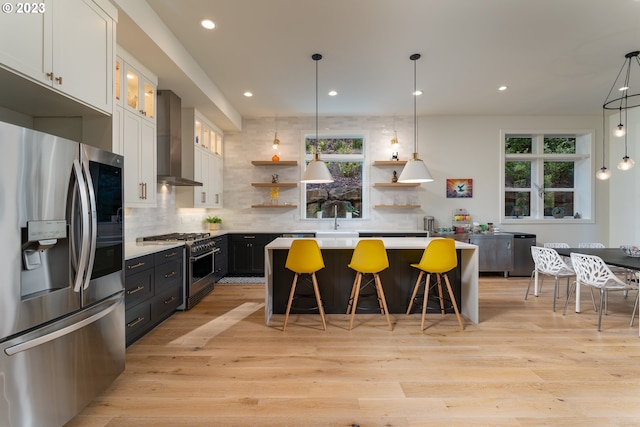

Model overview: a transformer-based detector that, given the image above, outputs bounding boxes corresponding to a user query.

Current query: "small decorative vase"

[316,212,322,219]
[209,223,219,231]
[271,154,280,162]
[346,212,353,219]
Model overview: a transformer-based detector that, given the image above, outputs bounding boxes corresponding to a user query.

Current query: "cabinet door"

[52,0,114,113]
[123,110,156,207]
[112,105,124,155]
[0,6,49,84]
[139,118,157,205]
[210,155,223,208]
[193,149,210,207]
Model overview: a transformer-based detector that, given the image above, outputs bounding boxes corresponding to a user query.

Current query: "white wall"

[609,107,640,246]
[125,113,609,246]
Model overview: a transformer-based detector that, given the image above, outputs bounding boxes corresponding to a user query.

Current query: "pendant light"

[301,53,333,183]
[398,53,433,183]
[596,110,611,180]
[603,51,639,172]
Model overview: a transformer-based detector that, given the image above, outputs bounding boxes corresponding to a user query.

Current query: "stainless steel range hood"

[156,90,203,187]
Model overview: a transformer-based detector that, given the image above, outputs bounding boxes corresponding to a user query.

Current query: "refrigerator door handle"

[4,296,121,356]
[81,158,98,290]
[72,159,91,293]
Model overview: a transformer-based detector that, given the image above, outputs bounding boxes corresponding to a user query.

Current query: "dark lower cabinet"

[124,246,184,346]
[229,233,279,276]
[212,234,228,282]
[271,248,462,315]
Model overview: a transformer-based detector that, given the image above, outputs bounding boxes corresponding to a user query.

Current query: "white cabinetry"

[177,109,224,208]
[116,49,158,207]
[0,0,116,114]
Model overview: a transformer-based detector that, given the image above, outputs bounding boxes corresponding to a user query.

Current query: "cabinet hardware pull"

[127,261,145,270]
[244,236,256,239]
[201,191,206,203]
[215,193,219,204]
[55,76,62,85]
[164,271,177,279]
[127,316,145,328]
[143,182,147,200]
[139,182,144,199]
[140,110,146,116]
[164,252,178,258]
[164,296,177,305]
[126,285,145,295]
[46,72,54,80]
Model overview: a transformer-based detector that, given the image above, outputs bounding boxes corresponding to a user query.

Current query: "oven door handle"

[190,251,214,262]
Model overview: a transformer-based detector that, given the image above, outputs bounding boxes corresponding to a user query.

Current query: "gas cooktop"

[141,232,210,242]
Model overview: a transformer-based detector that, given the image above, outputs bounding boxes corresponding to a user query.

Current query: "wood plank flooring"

[66,276,640,426]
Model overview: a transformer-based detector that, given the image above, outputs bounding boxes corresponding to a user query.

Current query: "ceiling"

[115,0,640,131]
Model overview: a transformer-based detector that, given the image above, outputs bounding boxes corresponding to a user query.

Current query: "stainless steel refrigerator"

[0,121,125,427]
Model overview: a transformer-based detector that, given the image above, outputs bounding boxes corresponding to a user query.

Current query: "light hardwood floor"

[67,276,640,427]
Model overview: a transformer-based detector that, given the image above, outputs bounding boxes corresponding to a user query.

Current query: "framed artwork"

[446,178,473,198]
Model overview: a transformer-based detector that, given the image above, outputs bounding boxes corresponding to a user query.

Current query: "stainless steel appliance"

[0,121,125,427]
[141,232,218,309]
[510,232,537,276]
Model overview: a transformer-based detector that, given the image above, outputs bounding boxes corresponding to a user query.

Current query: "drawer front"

[125,302,152,345]
[151,283,183,323]
[125,254,154,275]
[124,268,153,307]
[154,259,183,290]
[154,247,183,265]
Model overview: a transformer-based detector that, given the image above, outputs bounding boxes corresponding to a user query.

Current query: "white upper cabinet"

[0,0,116,114]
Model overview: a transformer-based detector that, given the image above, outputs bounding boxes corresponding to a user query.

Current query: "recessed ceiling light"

[328,90,337,96]
[201,19,216,30]
[243,91,253,97]
[499,85,508,91]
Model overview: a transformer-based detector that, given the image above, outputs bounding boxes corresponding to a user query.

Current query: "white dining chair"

[525,246,575,312]
[564,252,638,331]
[578,242,630,279]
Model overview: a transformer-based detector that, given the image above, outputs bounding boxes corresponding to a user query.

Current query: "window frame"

[499,129,595,224]
[301,130,368,220]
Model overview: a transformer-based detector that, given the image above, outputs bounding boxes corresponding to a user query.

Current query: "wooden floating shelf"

[372,160,407,166]
[251,183,298,187]
[374,204,421,209]
[251,204,298,209]
[373,182,420,187]
[251,160,298,166]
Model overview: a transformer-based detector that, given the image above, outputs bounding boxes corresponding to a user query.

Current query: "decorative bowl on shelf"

[620,245,640,257]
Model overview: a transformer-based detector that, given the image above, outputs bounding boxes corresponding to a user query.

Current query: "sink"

[315,231,359,239]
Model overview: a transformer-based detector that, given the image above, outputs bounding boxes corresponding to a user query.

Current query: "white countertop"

[125,242,185,260]
[266,237,477,250]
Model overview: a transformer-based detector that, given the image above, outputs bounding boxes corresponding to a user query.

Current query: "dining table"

[555,247,640,336]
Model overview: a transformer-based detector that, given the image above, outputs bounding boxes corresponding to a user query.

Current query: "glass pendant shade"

[617,155,635,171]
[398,153,434,183]
[596,166,611,180]
[614,124,625,137]
[301,153,333,183]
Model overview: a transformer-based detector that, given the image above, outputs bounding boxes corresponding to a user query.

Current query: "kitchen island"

[264,237,479,325]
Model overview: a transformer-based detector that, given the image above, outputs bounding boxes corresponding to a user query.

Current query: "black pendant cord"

[410,53,421,154]
[312,53,322,153]
[601,109,607,168]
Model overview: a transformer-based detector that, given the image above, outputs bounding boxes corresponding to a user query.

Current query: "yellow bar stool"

[346,239,392,331]
[283,239,327,331]
[406,238,464,331]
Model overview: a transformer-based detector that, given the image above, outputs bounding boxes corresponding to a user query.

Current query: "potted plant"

[205,215,222,230]
[315,205,323,219]
[346,206,359,219]
[552,207,565,219]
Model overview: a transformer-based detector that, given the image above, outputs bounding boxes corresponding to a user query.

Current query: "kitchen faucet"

[334,204,339,230]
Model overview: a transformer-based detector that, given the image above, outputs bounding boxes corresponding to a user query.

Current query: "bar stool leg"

[436,273,446,315]
[420,273,432,331]
[311,272,327,331]
[348,273,363,330]
[373,273,392,330]
[346,274,359,315]
[406,271,424,314]
[283,273,299,331]
[443,273,464,331]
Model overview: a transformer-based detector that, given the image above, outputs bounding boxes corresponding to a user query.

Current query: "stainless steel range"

[142,232,218,310]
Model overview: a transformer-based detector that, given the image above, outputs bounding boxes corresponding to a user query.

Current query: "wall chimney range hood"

[156,90,203,187]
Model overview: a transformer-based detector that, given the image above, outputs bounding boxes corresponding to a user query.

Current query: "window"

[501,131,593,222]
[303,134,365,219]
